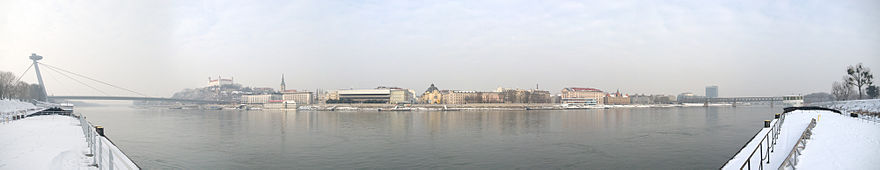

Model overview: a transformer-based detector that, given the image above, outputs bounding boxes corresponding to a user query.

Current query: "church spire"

[280,74,286,92]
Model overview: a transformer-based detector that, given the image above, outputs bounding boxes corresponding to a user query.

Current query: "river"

[77,105,778,169]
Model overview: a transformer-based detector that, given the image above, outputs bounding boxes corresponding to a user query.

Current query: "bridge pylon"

[29,53,48,102]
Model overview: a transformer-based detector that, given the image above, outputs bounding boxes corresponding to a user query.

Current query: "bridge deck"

[48,96,225,103]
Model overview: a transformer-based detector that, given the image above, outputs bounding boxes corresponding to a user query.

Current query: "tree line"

[831,63,878,100]
[0,70,46,101]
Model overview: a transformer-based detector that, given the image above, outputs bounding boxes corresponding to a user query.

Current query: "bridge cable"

[14,63,34,82]
[39,64,65,96]
[42,64,111,96]
[37,62,149,97]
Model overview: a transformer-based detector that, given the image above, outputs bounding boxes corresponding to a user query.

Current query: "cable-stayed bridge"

[19,53,226,104]
[47,96,221,104]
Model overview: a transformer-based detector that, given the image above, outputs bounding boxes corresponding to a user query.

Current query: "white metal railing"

[735,113,786,170]
[77,114,139,170]
[777,118,817,170]
[1,108,44,124]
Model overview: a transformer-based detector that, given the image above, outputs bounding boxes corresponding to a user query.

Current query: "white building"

[336,89,392,103]
[561,87,605,105]
[282,91,313,105]
[241,94,282,104]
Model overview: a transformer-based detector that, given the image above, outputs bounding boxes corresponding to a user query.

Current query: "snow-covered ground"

[0,99,39,113]
[812,99,880,113]
[0,115,92,169]
[723,111,816,169]
[0,114,139,170]
[723,110,879,169]
[794,111,880,169]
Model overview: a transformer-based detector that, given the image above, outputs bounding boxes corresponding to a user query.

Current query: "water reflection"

[78,106,778,169]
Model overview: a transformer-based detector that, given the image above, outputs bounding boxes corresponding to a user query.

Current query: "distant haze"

[1,0,878,97]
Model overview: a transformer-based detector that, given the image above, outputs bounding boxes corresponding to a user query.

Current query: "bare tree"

[832,80,854,101]
[0,71,18,99]
[845,63,874,99]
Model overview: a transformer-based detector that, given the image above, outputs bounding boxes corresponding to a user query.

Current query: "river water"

[77,105,778,169]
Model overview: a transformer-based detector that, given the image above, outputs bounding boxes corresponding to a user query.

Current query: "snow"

[813,99,880,113]
[0,115,92,169]
[0,99,39,113]
[722,111,816,169]
[794,111,880,170]
[723,110,880,169]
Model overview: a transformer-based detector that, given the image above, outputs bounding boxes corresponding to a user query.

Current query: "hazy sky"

[1,0,878,97]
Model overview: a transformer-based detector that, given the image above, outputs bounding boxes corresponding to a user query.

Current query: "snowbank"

[0,115,92,169]
[0,99,39,113]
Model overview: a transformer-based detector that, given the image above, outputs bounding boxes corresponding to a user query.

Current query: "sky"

[1,0,878,97]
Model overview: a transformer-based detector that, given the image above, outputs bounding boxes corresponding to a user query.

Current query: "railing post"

[97,138,103,168]
[109,149,114,170]
[761,139,772,167]
[758,142,763,169]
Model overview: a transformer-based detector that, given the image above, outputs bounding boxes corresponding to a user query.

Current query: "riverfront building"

[418,84,550,104]
[653,95,677,104]
[677,92,706,103]
[421,84,444,104]
[561,87,605,105]
[630,94,653,104]
[379,86,415,104]
[706,86,719,98]
[242,94,282,104]
[604,90,630,105]
[496,87,552,103]
[332,89,391,103]
[443,90,479,104]
[282,90,313,105]
[326,87,414,104]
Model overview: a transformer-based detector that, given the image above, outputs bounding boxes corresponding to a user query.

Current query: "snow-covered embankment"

[0,115,91,169]
[792,110,880,169]
[1,99,43,123]
[722,109,880,169]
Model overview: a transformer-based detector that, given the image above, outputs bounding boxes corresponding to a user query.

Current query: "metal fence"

[736,113,786,170]
[777,118,817,170]
[726,107,848,170]
[77,114,140,170]
[0,108,43,123]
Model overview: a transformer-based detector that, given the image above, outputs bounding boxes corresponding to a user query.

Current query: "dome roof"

[425,84,439,93]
